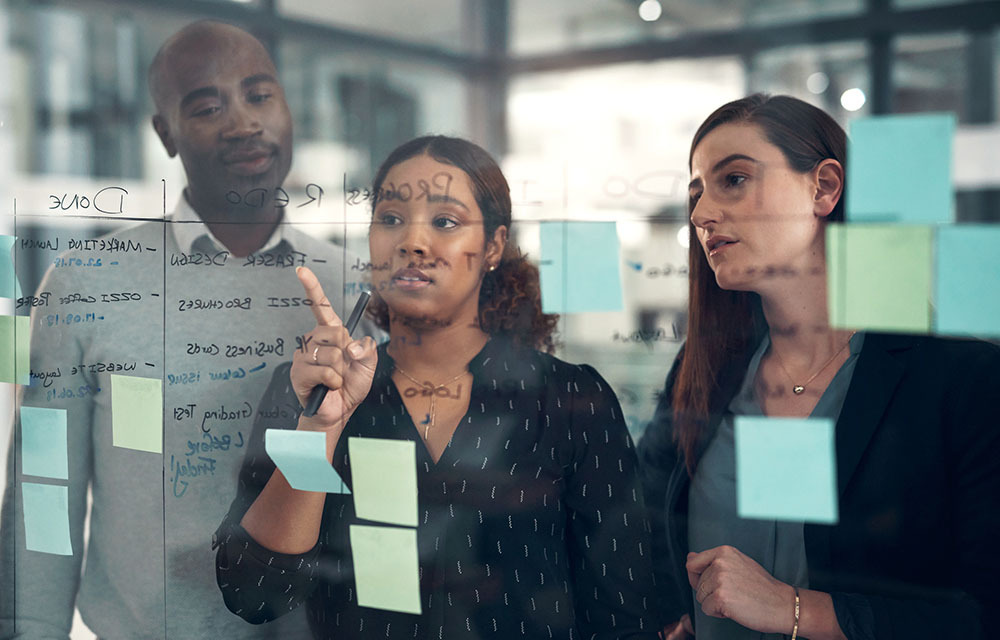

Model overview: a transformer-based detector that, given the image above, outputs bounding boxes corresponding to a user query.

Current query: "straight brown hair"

[674,94,847,474]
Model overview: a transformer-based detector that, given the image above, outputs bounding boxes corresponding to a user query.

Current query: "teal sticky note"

[20,407,68,480]
[847,113,955,224]
[350,525,422,615]
[348,437,417,527]
[21,482,73,555]
[735,416,838,524]
[110,374,162,453]
[934,225,1000,337]
[827,224,932,333]
[0,315,31,384]
[265,429,349,493]
[539,221,623,313]
[0,235,22,299]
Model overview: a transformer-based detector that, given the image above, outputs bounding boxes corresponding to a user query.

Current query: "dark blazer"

[637,333,1000,639]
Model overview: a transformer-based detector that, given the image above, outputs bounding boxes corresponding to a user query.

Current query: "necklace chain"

[770,332,856,396]
[393,365,468,439]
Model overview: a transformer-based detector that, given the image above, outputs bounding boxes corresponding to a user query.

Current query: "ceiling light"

[840,88,866,111]
[638,0,662,22]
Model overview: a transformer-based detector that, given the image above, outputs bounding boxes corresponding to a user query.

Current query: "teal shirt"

[688,332,865,640]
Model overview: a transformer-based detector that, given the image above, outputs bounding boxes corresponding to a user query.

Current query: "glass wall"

[1,1,998,638]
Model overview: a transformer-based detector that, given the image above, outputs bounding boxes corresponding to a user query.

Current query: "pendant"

[793,385,805,395]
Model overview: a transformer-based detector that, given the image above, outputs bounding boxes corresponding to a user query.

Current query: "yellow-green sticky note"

[111,374,162,453]
[348,437,417,527]
[1,235,22,299]
[735,416,838,524]
[827,224,932,333]
[847,113,955,224]
[350,525,421,615]
[20,407,69,479]
[21,482,73,555]
[0,315,31,384]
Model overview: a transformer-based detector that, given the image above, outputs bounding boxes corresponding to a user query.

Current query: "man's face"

[153,29,293,215]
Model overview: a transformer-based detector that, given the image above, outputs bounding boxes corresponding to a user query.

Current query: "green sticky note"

[735,416,838,524]
[934,225,1000,337]
[350,525,421,615]
[348,437,417,527]
[827,224,932,333]
[265,429,349,493]
[0,315,31,384]
[539,221,623,313]
[110,374,162,453]
[20,407,68,480]
[848,113,955,224]
[0,235,22,299]
[21,482,73,555]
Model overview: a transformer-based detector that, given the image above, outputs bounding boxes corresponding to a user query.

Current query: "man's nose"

[221,101,262,140]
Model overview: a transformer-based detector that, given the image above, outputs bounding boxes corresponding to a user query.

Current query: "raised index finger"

[296,266,342,327]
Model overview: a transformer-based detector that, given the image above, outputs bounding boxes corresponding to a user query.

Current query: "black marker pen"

[302,290,371,417]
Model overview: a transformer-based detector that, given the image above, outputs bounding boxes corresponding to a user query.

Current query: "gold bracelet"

[791,587,800,640]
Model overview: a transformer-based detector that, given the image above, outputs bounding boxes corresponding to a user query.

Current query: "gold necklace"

[393,365,468,439]
[770,331,856,395]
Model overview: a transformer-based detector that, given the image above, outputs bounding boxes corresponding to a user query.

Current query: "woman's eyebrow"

[689,154,760,191]
[426,194,469,210]
[711,153,759,174]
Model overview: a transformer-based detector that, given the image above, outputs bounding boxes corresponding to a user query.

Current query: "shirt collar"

[169,192,290,255]
[375,336,510,381]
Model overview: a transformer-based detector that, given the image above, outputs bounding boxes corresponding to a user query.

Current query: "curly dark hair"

[365,135,559,353]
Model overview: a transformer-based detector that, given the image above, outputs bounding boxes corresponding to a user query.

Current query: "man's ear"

[485,225,508,269]
[813,158,843,218]
[152,114,178,158]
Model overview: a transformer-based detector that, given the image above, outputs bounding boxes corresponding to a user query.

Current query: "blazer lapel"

[834,333,912,497]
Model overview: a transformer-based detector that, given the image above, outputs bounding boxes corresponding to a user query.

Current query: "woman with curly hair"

[215,135,659,639]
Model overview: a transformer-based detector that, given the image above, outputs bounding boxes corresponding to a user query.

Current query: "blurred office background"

[3,0,1000,437]
[0,6,997,633]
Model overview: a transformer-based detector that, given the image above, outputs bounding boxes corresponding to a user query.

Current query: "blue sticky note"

[934,225,1000,337]
[539,221,623,313]
[20,407,68,480]
[265,429,349,494]
[848,113,955,224]
[735,416,838,524]
[0,235,21,299]
[21,482,73,555]
[0,315,31,384]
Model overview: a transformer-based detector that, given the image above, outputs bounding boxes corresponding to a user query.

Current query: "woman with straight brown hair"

[638,94,1000,639]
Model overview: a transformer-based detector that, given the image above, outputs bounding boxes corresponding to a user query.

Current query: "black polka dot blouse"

[215,337,659,639]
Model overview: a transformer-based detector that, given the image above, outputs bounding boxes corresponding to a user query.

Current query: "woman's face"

[369,154,506,329]
[688,123,831,293]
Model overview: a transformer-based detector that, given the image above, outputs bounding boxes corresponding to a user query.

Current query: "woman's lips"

[707,237,738,257]
[391,268,432,291]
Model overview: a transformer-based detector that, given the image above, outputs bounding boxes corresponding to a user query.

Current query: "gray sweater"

[1,197,374,639]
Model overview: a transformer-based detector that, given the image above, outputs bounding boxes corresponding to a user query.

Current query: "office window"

[511,0,863,56]
[748,41,870,126]
[278,0,484,54]
[893,32,969,120]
